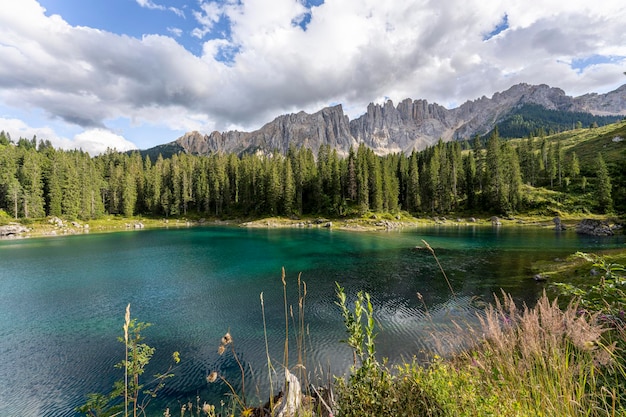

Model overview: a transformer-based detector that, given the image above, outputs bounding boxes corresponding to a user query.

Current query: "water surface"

[0,225,623,416]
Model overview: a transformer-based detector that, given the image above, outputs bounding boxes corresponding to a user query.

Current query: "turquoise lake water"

[0,225,623,416]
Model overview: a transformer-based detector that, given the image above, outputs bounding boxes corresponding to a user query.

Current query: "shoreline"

[1,213,623,240]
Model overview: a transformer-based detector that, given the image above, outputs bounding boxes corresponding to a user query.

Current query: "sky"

[0,0,625,155]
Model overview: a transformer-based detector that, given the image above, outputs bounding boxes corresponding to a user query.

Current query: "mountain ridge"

[144,83,626,158]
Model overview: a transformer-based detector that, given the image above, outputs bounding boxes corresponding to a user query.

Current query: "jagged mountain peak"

[144,83,626,158]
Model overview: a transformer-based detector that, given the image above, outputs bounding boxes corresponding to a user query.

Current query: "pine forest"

[0,125,624,223]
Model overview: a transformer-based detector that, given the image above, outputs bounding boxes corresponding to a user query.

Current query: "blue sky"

[1,0,625,154]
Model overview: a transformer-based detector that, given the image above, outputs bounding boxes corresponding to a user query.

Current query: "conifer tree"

[569,152,580,179]
[45,150,63,217]
[484,128,504,211]
[367,149,383,212]
[595,153,612,213]
[546,143,557,188]
[18,150,45,218]
[61,152,82,219]
[282,157,295,215]
[356,144,369,212]
[406,152,420,212]
[463,151,477,209]
[502,143,523,212]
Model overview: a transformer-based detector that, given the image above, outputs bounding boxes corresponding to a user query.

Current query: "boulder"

[0,224,29,237]
[49,216,64,227]
[575,219,613,236]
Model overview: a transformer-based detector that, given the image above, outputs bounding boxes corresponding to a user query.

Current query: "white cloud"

[135,0,165,11]
[0,118,137,155]
[73,128,138,155]
[136,0,185,18]
[192,1,223,39]
[167,27,183,37]
[0,117,65,146]
[169,7,185,18]
[1,0,626,151]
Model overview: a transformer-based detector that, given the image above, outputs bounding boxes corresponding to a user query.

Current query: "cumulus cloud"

[0,0,625,151]
[0,118,136,155]
[72,129,138,155]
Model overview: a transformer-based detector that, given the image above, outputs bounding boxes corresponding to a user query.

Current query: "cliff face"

[147,83,626,157]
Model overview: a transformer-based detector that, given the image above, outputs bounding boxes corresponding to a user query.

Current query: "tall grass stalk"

[123,304,130,417]
[282,267,289,371]
[422,239,456,298]
[260,292,275,413]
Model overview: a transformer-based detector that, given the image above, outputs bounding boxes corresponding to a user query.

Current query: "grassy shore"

[2,210,623,240]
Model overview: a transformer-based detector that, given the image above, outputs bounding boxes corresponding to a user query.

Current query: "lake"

[0,225,623,416]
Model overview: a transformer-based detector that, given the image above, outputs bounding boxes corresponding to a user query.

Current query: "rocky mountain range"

[145,83,626,158]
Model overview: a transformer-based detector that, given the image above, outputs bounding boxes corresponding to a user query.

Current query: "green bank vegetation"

[78,249,626,417]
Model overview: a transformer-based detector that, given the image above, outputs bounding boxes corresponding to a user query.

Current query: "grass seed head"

[221,332,232,346]
[206,371,218,383]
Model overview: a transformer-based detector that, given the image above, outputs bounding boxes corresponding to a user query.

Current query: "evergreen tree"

[556,140,563,188]
[367,149,383,212]
[44,150,63,217]
[502,143,523,212]
[149,155,164,215]
[484,128,504,211]
[194,157,210,214]
[407,152,420,212]
[61,153,82,219]
[381,156,399,213]
[282,157,295,215]
[546,143,557,188]
[346,146,357,201]
[122,170,137,217]
[595,153,612,213]
[356,144,369,212]
[18,150,45,218]
[0,130,10,146]
[463,151,477,209]
[568,152,580,179]
[264,156,282,215]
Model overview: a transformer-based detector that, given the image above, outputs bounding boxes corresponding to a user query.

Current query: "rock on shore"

[0,224,29,237]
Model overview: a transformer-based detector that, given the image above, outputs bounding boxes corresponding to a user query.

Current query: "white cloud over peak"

[1,0,625,152]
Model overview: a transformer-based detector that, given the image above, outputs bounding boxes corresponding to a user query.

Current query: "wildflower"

[217,345,226,355]
[207,371,218,383]
[202,403,215,415]
[221,332,232,346]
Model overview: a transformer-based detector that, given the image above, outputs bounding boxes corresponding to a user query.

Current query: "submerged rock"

[553,216,566,231]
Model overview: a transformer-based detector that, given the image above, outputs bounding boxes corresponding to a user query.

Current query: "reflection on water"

[0,225,623,416]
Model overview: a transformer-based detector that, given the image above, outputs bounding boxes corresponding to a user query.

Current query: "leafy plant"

[553,252,626,318]
[78,304,179,417]
[335,283,377,371]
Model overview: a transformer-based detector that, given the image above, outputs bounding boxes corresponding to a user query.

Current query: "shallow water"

[0,225,623,416]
